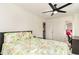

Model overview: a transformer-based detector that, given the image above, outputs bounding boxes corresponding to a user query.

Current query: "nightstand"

[72,36,79,54]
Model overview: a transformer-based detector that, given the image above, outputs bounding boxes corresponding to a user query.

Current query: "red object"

[66,29,72,36]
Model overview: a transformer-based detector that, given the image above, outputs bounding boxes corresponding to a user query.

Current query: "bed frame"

[0,31,32,54]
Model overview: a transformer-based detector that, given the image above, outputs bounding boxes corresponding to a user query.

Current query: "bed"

[1,31,71,55]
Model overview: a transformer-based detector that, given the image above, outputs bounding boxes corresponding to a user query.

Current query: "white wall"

[0,4,79,40]
[73,13,79,36]
[0,4,44,37]
[46,14,76,41]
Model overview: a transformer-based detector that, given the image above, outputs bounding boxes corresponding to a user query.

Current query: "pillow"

[4,31,33,43]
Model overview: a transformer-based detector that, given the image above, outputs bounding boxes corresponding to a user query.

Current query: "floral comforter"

[1,32,70,55]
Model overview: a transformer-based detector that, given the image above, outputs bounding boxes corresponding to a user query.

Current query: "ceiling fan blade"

[49,3,55,9]
[54,4,57,7]
[58,3,72,9]
[51,12,54,16]
[42,10,53,13]
[57,10,66,13]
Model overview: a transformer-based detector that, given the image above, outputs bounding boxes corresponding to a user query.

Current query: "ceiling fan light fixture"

[54,11,58,14]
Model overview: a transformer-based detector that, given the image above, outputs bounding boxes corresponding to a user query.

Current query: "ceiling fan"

[43,3,72,16]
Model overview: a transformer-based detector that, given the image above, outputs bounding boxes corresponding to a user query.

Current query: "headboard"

[4,31,32,33]
[0,31,32,54]
[0,33,4,54]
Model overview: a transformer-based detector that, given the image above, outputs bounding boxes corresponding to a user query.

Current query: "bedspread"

[2,38,70,55]
[1,32,70,55]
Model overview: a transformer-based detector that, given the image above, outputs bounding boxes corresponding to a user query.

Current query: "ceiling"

[16,3,79,19]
